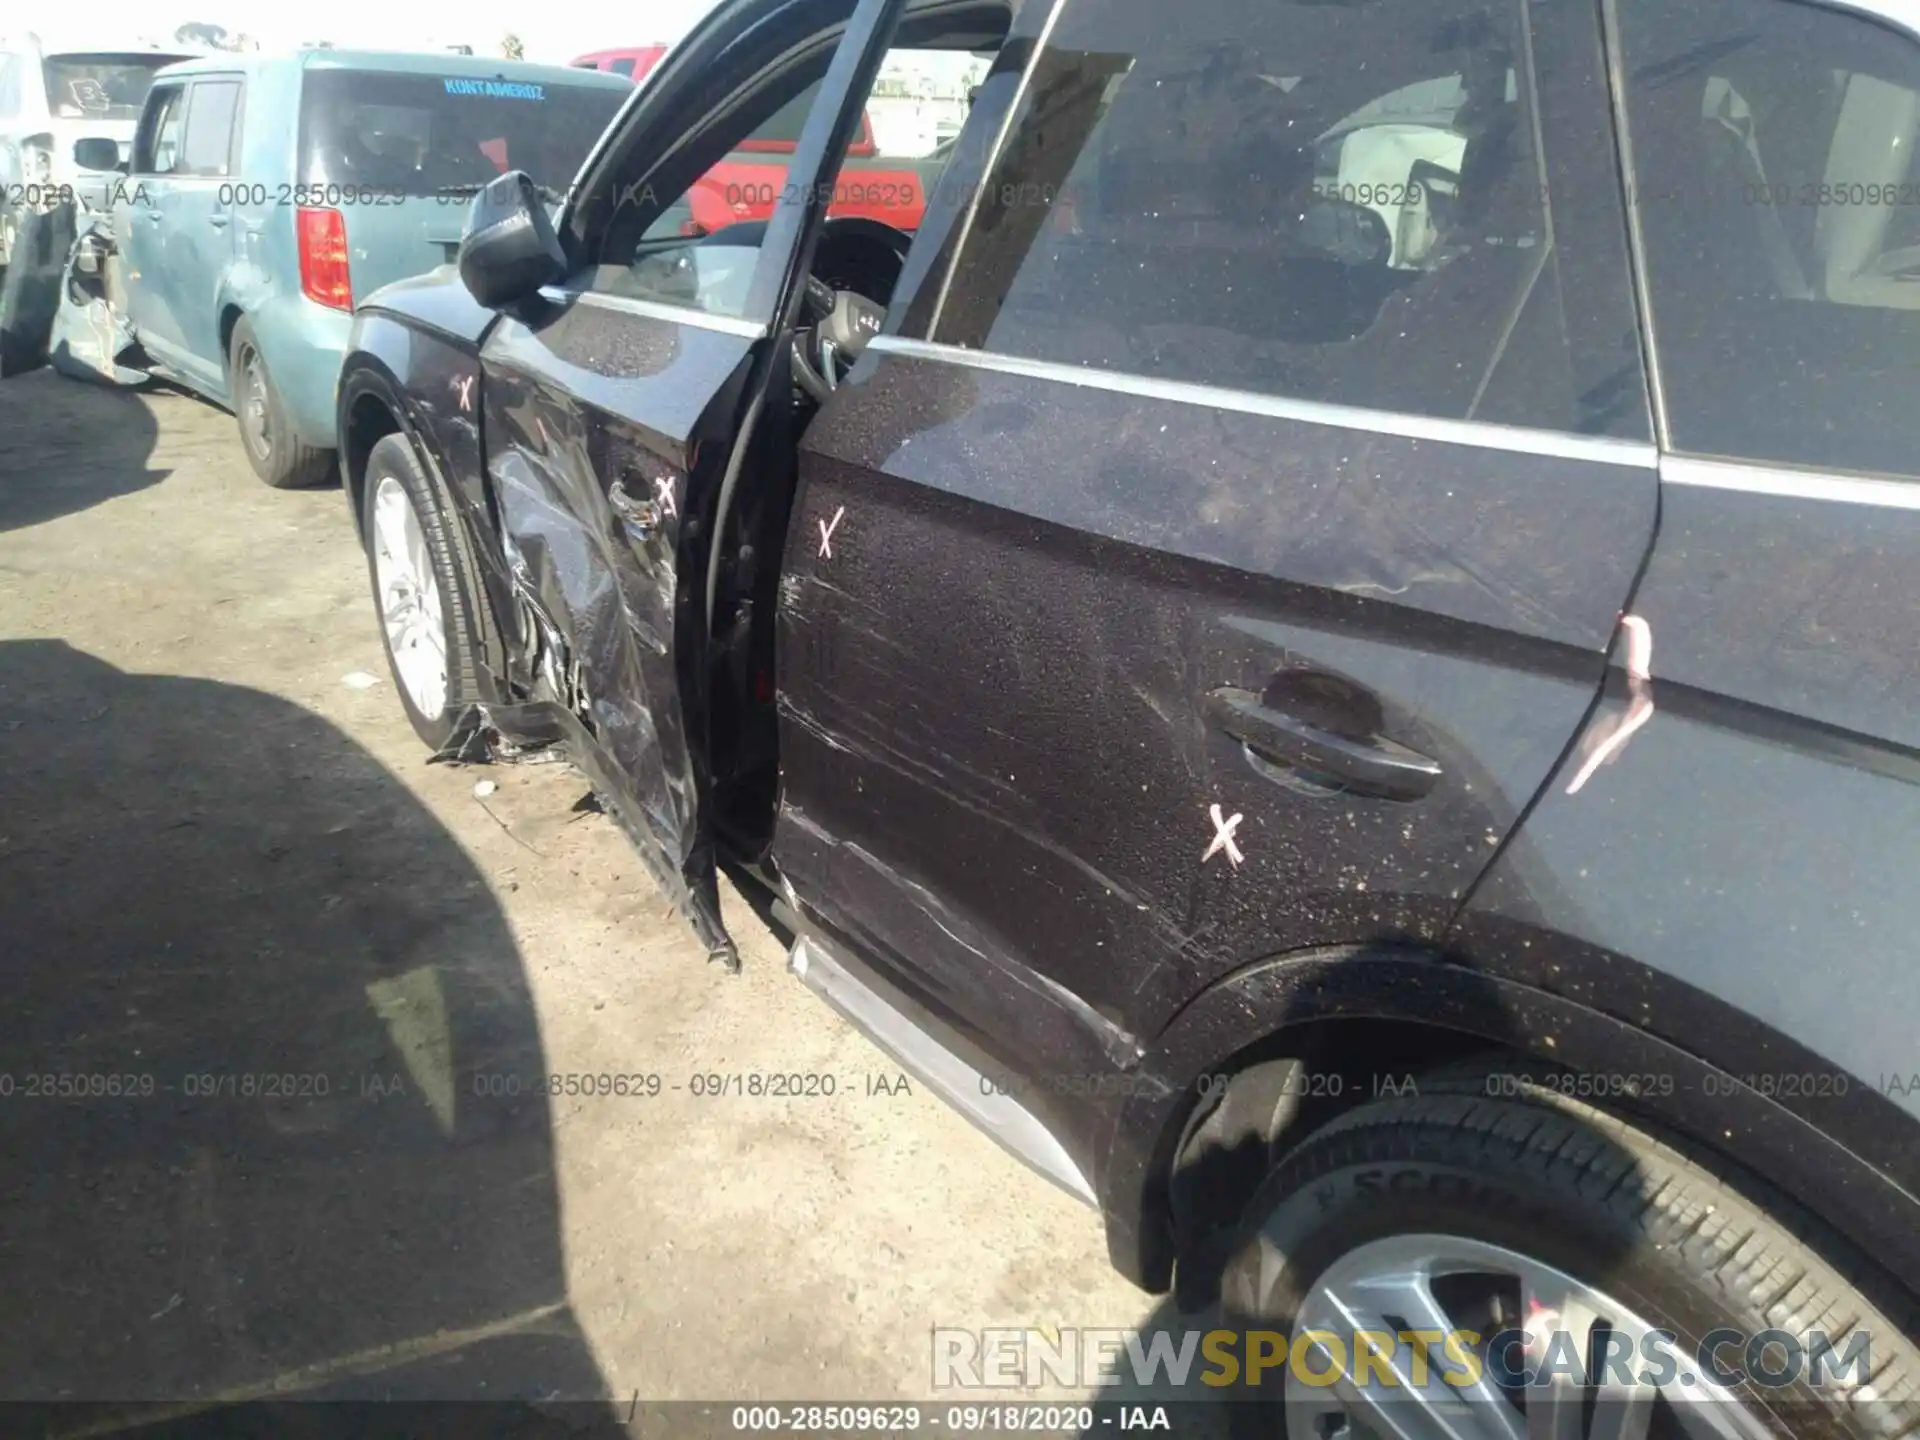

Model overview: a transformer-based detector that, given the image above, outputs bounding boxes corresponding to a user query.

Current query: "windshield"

[298,70,627,196]
[42,54,182,121]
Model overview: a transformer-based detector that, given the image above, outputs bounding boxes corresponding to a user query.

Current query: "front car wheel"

[359,431,492,749]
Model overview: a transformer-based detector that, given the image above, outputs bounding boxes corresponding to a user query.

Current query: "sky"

[27,1,721,66]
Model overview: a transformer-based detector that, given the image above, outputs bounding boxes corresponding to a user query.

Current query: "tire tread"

[1253,1077,1920,1438]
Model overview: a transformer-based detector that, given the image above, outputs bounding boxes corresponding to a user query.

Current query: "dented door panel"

[480,298,757,961]
[776,349,1658,1109]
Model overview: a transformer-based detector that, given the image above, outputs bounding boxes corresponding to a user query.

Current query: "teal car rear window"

[298,69,625,195]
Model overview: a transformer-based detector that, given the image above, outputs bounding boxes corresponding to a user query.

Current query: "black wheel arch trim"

[335,340,512,692]
[1100,941,1920,1300]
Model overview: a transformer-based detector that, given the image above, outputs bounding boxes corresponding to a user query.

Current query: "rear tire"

[230,316,333,489]
[360,431,491,750]
[1217,1081,1920,1438]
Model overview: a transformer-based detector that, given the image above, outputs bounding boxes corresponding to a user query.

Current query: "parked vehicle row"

[0,35,192,267]
[28,50,629,483]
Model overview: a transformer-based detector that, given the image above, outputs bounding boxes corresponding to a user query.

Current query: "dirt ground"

[0,369,1162,1422]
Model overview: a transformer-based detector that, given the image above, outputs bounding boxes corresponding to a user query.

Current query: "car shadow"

[0,371,171,532]
[0,639,626,1436]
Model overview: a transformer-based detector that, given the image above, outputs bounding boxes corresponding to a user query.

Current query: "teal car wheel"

[228,316,334,489]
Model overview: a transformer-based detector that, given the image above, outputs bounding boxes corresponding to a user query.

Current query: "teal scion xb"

[88,50,629,487]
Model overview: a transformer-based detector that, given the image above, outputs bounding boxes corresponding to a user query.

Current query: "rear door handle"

[208,213,230,228]
[1207,686,1441,802]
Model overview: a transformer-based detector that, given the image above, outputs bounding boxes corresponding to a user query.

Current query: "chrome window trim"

[866,335,1659,466]
[1663,454,1920,509]
[539,285,768,339]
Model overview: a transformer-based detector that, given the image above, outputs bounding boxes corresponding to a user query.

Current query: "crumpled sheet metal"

[487,438,696,851]
[467,373,733,968]
[49,214,149,386]
[434,699,738,970]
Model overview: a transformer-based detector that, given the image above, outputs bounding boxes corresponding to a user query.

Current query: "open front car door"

[468,0,906,968]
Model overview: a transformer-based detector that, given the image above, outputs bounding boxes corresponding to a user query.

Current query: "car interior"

[1623,16,1920,473]
[560,0,1016,864]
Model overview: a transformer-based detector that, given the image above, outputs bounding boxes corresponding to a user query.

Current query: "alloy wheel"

[1283,1234,1776,1440]
[370,475,449,718]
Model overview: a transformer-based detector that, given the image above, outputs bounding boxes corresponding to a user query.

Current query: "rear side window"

[298,70,628,197]
[1617,0,1920,476]
[926,0,1621,431]
[180,80,241,178]
[610,58,637,79]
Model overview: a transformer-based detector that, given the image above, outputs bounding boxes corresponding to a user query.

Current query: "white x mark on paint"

[1204,803,1244,867]
[653,474,677,518]
[453,374,474,412]
[817,505,845,559]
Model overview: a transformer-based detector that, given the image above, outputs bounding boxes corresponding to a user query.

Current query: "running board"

[788,935,1097,1208]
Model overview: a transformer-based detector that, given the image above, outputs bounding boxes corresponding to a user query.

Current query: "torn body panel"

[478,297,762,966]
[48,211,150,387]
[436,698,738,966]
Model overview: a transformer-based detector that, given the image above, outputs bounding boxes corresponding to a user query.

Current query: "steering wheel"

[792,274,885,404]
[694,215,907,403]
[808,215,913,302]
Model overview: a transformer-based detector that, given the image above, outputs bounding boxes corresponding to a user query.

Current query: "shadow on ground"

[0,372,170,532]
[0,639,626,1436]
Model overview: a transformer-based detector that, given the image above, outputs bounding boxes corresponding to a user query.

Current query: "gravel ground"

[0,369,1166,1426]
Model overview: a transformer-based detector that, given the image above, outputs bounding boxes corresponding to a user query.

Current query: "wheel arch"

[339,377,405,531]
[1101,941,1920,1305]
[218,302,245,373]
[336,350,515,694]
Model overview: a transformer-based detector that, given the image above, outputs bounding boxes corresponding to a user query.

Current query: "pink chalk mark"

[1566,614,1654,795]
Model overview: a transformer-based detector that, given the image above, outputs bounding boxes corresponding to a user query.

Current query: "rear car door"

[478,0,903,965]
[118,80,188,364]
[774,0,1658,1118]
[164,74,242,391]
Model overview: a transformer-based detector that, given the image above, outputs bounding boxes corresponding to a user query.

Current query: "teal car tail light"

[296,207,353,311]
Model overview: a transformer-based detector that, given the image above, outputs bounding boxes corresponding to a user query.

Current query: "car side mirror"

[457,171,566,310]
[73,137,127,174]
[1294,195,1394,268]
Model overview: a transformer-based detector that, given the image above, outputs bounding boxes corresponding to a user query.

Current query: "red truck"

[570,46,926,232]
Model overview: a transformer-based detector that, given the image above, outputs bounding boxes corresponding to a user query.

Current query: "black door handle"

[1207,686,1441,802]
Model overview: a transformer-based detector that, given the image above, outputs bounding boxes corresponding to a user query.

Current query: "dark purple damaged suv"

[335,0,1920,1430]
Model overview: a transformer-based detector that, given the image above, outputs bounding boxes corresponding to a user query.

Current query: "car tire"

[360,431,492,751]
[1216,1079,1920,1439]
[229,316,334,489]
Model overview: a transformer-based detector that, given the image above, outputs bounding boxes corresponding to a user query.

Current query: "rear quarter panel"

[1450,470,1920,1291]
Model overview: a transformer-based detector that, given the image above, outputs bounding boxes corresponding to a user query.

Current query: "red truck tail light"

[296,207,353,311]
